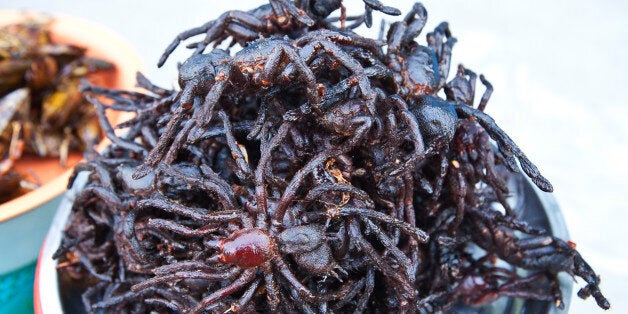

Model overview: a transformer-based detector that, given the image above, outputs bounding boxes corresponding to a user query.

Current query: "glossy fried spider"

[396,67,553,193]
[465,205,610,310]
[136,32,379,179]
[385,2,456,97]
[158,0,401,66]
[111,161,426,313]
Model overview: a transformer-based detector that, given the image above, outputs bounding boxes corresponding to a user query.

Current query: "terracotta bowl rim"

[0,10,143,222]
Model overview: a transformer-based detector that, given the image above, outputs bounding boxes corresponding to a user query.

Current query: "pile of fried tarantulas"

[54,1,609,313]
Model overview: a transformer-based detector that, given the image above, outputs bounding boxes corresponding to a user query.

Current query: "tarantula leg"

[69,161,113,189]
[196,65,231,129]
[448,168,467,232]
[147,218,219,237]
[478,74,493,111]
[275,257,352,303]
[570,247,610,309]
[339,206,429,242]
[385,21,406,55]
[322,64,394,105]
[226,278,261,312]
[386,2,427,53]
[131,268,242,292]
[402,2,428,44]
[446,64,478,105]
[305,183,375,208]
[152,261,224,276]
[348,220,417,298]
[271,0,315,26]
[73,186,123,212]
[331,275,367,310]
[262,45,321,109]
[294,29,382,57]
[359,216,415,279]
[164,117,196,164]
[159,163,238,211]
[355,267,375,313]
[283,282,317,314]
[263,266,281,313]
[272,136,357,228]
[299,39,375,112]
[389,95,426,163]
[158,21,214,67]
[190,268,257,314]
[402,172,418,227]
[452,103,553,192]
[135,72,171,96]
[216,110,253,181]
[134,198,214,224]
[191,10,267,55]
[464,66,478,105]
[363,0,402,16]
[255,122,292,221]
[437,39,456,90]
[89,96,146,154]
[133,107,184,179]
[90,287,150,310]
[426,22,456,89]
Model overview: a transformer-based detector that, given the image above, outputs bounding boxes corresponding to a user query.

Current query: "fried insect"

[0,16,114,204]
[158,0,400,67]
[55,1,609,313]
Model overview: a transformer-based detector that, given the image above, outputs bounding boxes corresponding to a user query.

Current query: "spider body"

[402,68,553,192]
[158,0,401,67]
[466,207,610,310]
[385,3,456,97]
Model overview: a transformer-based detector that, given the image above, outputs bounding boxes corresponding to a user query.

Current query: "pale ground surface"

[4,1,627,313]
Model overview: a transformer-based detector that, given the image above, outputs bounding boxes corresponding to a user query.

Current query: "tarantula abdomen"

[218,228,275,268]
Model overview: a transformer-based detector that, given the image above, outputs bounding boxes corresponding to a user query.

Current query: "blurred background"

[3,0,627,313]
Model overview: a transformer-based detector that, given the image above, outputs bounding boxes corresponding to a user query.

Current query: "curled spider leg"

[348,219,417,299]
[89,96,146,154]
[158,21,215,67]
[263,43,322,109]
[190,268,258,314]
[478,74,493,111]
[298,38,375,112]
[274,257,353,303]
[272,133,360,229]
[402,2,428,45]
[159,163,237,211]
[191,10,267,55]
[271,0,315,26]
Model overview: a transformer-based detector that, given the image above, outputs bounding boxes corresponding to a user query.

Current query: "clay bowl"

[0,10,141,282]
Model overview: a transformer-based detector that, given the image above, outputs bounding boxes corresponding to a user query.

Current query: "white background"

[3,1,627,313]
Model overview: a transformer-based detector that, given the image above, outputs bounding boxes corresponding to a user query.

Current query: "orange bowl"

[0,10,142,277]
